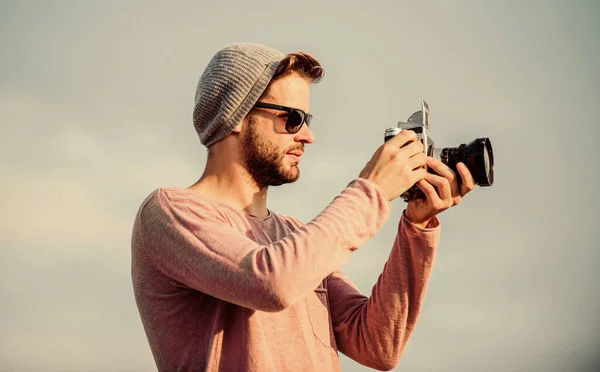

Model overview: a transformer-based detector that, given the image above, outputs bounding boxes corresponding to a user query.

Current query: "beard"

[241,116,303,189]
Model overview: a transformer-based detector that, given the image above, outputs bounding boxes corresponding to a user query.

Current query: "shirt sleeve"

[134,178,391,312]
[326,212,440,371]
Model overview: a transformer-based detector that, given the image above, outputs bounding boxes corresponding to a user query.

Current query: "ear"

[231,119,244,133]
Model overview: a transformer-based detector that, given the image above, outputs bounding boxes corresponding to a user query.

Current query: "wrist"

[412,219,432,229]
[404,210,433,229]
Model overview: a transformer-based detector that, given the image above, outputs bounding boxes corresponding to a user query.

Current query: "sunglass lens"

[287,110,304,133]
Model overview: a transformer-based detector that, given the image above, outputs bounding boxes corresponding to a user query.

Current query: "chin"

[288,165,300,178]
[280,169,300,184]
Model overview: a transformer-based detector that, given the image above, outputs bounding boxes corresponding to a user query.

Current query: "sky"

[1,0,599,371]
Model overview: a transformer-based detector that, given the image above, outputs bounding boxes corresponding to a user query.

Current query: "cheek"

[263,134,287,152]
[259,134,285,156]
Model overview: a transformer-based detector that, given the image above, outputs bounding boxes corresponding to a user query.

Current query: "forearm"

[329,212,440,369]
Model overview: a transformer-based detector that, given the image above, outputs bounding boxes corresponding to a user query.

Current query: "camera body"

[384,99,494,202]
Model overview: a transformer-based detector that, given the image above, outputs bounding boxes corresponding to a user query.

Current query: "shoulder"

[136,187,225,223]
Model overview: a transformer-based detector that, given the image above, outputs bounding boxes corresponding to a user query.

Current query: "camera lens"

[440,138,494,186]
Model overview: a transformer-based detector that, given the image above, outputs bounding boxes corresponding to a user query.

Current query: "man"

[131,43,474,371]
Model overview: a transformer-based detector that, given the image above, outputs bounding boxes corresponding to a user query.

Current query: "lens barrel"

[440,137,494,186]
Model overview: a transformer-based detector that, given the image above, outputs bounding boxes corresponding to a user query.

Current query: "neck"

[188,151,270,219]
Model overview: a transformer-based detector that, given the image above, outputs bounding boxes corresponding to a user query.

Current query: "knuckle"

[399,133,412,144]
[403,129,416,139]
[382,142,395,154]
[411,141,422,152]
[383,147,397,159]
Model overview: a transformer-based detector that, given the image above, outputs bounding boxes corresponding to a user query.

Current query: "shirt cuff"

[401,210,440,231]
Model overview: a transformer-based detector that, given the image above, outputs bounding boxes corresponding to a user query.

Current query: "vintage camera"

[384,100,494,202]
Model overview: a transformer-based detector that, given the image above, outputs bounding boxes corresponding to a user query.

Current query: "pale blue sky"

[1,1,599,371]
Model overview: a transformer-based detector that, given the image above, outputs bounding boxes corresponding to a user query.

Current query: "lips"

[286,150,303,163]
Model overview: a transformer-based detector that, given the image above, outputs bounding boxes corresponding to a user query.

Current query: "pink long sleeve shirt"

[131,178,440,371]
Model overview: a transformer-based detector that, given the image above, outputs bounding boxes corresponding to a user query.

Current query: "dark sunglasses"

[253,102,312,134]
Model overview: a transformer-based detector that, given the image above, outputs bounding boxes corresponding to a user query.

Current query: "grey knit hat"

[193,43,287,147]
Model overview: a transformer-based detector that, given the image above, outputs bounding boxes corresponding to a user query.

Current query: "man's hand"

[359,130,427,201]
[405,157,475,228]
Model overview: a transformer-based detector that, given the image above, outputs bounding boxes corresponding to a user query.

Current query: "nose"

[294,123,315,144]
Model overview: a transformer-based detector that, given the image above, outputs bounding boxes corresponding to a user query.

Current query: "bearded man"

[131,43,474,372]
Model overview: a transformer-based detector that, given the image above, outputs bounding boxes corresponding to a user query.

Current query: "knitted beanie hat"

[193,43,287,147]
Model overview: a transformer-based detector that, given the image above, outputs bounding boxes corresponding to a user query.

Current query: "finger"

[426,157,456,182]
[426,157,460,196]
[411,167,427,184]
[385,129,417,149]
[416,179,441,204]
[402,139,425,157]
[423,172,453,206]
[407,152,427,171]
[457,162,475,195]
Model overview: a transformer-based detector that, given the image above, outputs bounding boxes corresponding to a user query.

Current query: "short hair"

[253,52,324,107]
[272,52,324,83]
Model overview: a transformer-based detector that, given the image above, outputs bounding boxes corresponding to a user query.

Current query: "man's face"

[241,73,314,188]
